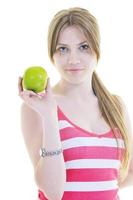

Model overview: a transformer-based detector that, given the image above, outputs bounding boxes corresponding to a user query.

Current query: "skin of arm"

[34,114,66,200]
[21,103,66,200]
[116,96,133,189]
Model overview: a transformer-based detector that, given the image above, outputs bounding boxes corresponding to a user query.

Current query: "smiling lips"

[66,68,85,71]
[65,68,85,74]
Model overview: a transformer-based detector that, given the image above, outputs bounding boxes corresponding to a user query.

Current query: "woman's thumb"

[45,77,52,94]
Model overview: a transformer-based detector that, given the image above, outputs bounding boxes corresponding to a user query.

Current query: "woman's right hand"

[18,76,58,118]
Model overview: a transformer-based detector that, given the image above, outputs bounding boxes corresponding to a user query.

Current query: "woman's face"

[53,25,97,84]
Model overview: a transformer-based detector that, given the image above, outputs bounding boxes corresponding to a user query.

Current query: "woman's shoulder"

[112,94,129,117]
[113,95,132,138]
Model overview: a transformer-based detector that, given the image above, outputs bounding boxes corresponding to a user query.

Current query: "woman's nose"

[68,51,80,64]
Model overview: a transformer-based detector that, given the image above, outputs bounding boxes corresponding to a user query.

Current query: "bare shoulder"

[113,95,132,132]
[113,95,133,172]
[113,95,127,111]
[20,102,43,170]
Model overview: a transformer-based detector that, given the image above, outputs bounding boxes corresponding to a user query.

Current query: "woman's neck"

[53,78,96,103]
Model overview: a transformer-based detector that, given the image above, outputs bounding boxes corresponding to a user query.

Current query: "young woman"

[18,7,133,200]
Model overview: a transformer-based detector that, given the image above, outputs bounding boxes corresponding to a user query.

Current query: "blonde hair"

[47,7,131,181]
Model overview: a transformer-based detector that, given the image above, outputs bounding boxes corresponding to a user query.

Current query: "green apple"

[22,66,48,93]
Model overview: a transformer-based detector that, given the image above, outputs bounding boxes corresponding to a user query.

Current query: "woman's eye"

[79,44,89,51]
[58,47,68,53]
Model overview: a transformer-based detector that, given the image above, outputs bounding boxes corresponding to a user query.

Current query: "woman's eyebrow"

[57,41,88,46]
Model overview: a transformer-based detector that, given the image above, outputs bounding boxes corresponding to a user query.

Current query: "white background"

[0,0,133,199]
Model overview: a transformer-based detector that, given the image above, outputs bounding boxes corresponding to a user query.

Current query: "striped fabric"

[38,106,125,200]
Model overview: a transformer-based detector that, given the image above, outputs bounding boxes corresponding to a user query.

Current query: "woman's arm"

[21,103,66,200]
[116,96,133,189]
[119,171,133,189]
[34,112,66,200]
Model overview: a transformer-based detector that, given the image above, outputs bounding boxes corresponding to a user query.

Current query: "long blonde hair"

[47,7,131,181]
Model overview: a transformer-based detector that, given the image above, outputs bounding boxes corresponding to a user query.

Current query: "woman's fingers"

[18,77,23,95]
[20,89,37,97]
[45,77,52,95]
[20,90,44,104]
[18,76,49,100]
[18,77,37,97]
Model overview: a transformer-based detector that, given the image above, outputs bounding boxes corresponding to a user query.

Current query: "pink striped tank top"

[38,105,125,200]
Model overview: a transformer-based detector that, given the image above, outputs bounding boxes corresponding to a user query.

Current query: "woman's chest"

[54,95,111,134]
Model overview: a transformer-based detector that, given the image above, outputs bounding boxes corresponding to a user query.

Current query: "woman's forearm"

[34,112,66,200]
[119,171,133,189]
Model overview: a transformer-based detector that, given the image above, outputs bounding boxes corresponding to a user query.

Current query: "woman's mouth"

[66,68,85,73]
